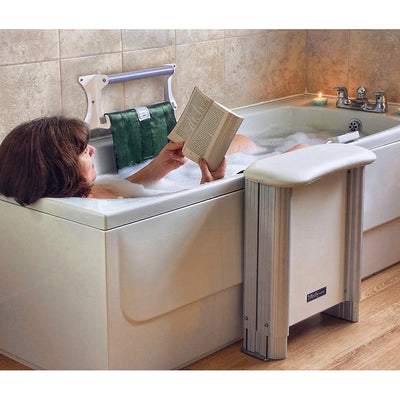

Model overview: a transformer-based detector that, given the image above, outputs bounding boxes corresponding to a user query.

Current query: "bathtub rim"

[0,173,245,230]
[234,93,400,120]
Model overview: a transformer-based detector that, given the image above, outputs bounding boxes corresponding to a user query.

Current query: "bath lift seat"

[242,143,376,360]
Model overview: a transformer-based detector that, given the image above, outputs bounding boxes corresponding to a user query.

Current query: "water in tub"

[95,132,328,197]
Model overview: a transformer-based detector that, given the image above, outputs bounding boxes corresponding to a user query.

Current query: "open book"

[167,87,244,171]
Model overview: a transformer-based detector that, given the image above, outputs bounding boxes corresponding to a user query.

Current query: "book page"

[167,87,212,143]
[184,103,226,158]
[204,114,244,171]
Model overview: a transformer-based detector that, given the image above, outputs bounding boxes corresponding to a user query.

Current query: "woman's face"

[79,144,97,184]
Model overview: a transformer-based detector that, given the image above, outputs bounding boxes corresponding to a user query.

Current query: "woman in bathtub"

[0,116,266,205]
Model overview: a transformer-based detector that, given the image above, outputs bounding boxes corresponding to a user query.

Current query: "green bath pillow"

[107,101,176,170]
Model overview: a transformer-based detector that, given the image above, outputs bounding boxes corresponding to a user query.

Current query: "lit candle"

[312,92,328,106]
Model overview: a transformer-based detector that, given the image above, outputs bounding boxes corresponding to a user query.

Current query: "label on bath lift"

[307,286,327,302]
[135,106,151,121]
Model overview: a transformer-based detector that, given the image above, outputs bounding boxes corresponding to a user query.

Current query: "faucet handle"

[334,86,348,98]
[374,91,385,99]
[357,86,367,99]
[374,91,388,108]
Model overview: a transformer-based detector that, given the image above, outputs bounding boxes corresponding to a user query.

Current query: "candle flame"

[318,92,322,98]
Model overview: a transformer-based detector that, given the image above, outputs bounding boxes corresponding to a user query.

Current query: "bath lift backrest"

[78,64,177,130]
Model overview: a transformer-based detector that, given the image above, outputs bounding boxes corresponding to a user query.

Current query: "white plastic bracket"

[78,74,110,129]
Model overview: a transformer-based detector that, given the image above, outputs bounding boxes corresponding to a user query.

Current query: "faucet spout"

[334,86,348,99]
[334,86,351,107]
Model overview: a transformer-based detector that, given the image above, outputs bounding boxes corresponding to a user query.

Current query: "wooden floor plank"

[186,263,400,370]
[0,354,30,370]
[326,325,400,370]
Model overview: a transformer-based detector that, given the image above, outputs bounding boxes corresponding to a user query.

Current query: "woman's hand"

[152,141,187,178]
[199,157,227,184]
[126,141,187,185]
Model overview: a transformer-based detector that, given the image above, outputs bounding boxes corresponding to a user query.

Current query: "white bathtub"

[1,94,399,369]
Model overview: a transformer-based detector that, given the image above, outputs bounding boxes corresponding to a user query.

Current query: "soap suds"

[96,133,326,197]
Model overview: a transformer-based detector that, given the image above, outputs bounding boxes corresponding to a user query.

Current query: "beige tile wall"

[0,29,306,141]
[0,29,398,142]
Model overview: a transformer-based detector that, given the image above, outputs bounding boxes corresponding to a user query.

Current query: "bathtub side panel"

[105,190,244,369]
[0,200,108,369]
[360,140,400,276]
[363,140,400,230]
[362,217,400,278]
[116,191,244,322]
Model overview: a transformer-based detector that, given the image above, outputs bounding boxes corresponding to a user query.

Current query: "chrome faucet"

[334,86,388,113]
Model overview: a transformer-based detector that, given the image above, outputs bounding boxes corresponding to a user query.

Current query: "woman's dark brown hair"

[0,116,92,205]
